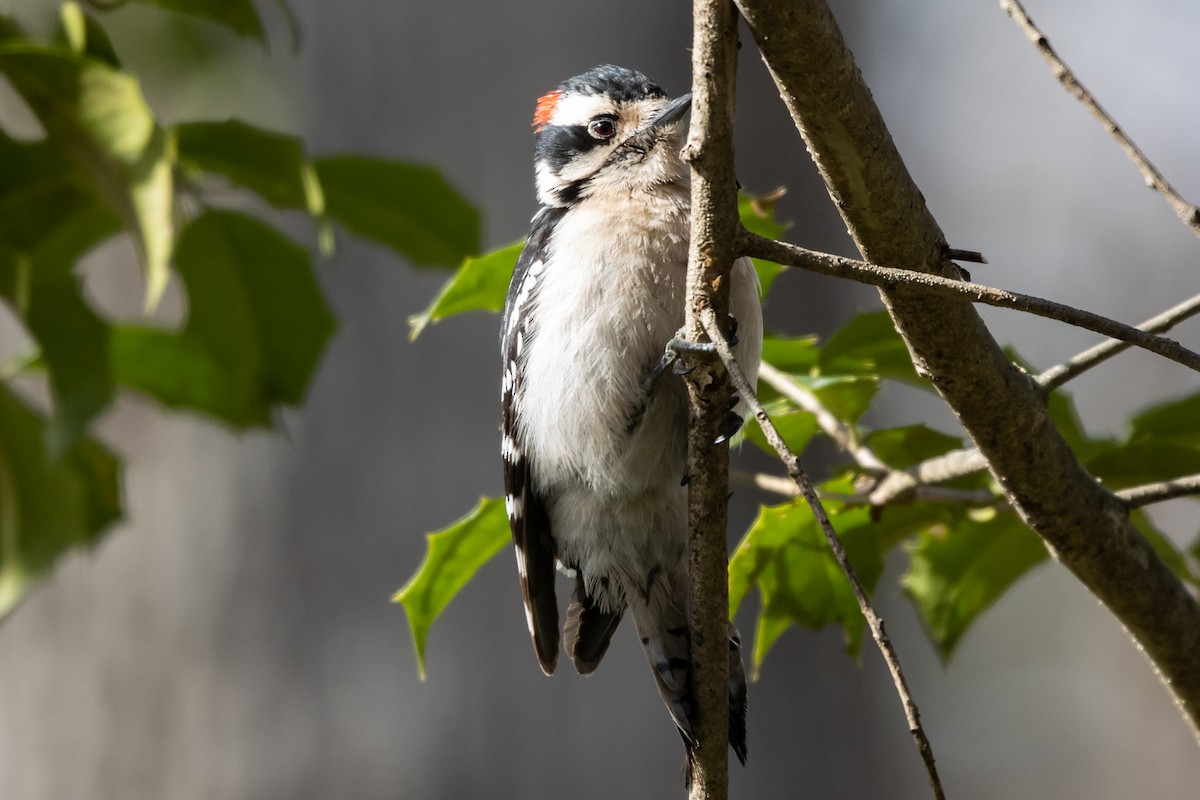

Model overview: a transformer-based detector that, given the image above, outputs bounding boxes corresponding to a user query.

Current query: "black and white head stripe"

[531,66,679,207]
[500,206,565,675]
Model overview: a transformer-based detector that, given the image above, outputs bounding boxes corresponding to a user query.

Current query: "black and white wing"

[500,207,564,675]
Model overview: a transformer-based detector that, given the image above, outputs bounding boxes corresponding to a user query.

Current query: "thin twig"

[875,293,1200,492]
[739,463,1200,515]
[733,469,998,507]
[742,232,1200,376]
[731,470,803,498]
[1000,0,1200,238]
[757,362,890,473]
[699,306,947,800]
[1118,474,1200,509]
[1038,292,1200,391]
[867,450,990,506]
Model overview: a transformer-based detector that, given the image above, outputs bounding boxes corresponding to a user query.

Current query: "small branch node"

[943,246,989,264]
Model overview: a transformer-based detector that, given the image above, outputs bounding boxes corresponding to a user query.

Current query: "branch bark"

[1037,291,1200,391]
[1118,475,1200,509]
[681,1,739,797]
[736,0,1200,744]
[742,234,1200,376]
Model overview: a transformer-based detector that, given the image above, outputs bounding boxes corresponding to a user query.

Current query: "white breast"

[517,187,692,494]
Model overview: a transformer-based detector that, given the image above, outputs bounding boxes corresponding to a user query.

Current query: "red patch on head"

[532,90,562,132]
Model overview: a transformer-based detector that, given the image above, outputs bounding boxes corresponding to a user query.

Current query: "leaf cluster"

[0,1,479,615]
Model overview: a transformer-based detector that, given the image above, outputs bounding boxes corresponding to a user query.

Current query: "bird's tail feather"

[631,574,748,764]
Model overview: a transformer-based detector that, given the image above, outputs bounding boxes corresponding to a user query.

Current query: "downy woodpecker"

[500,65,763,763]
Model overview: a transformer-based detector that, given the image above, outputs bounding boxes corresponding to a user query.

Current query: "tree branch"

[735,469,999,507]
[1000,0,1200,238]
[1118,475,1200,509]
[681,2,739,796]
[700,308,947,800]
[876,292,1200,496]
[742,233,1200,376]
[1037,291,1200,391]
[736,0,1200,745]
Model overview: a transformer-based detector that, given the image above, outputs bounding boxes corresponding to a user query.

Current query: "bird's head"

[531,65,692,207]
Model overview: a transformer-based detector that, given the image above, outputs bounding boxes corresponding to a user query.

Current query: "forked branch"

[698,308,947,800]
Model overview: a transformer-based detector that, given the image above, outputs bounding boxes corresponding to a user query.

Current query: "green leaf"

[394,497,510,679]
[0,154,120,452]
[751,258,784,299]
[174,119,322,214]
[0,130,121,253]
[108,325,237,419]
[738,191,790,298]
[128,0,266,43]
[729,502,884,672]
[865,424,963,470]
[0,45,173,308]
[743,404,818,458]
[1086,441,1200,491]
[0,382,121,618]
[57,2,121,67]
[737,192,789,241]
[315,155,480,268]
[818,310,924,386]
[903,511,1047,661]
[1129,391,1200,448]
[868,502,964,553]
[172,210,336,425]
[409,240,522,340]
[791,374,878,424]
[22,257,113,454]
[760,333,820,374]
[0,14,22,43]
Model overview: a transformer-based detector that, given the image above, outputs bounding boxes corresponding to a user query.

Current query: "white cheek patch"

[548,93,615,128]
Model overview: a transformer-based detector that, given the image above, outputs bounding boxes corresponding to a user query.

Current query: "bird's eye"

[588,117,617,139]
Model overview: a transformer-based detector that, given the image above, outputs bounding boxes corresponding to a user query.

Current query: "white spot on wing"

[502,363,516,396]
[501,434,520,460]
[505,494,524,520]
[514,545,527,578]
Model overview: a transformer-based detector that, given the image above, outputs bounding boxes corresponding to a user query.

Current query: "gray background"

[0,0,1198,797]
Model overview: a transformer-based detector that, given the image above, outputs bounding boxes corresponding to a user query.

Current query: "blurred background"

[0,0,1198,797]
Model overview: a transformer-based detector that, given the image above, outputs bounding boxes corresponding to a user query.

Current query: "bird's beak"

[647,93,692,131]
